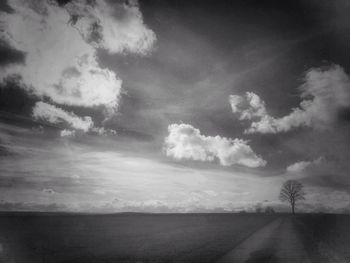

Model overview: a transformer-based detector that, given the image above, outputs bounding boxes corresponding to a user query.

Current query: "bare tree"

[279,180,305,214]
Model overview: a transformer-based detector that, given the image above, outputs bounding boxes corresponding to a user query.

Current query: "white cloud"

[33,102,93,132]
[66,0,156,55]
[286,161,311,173]
[230,92,267,120]
[164,123,266,168]
[0,0,156,114]
[230,65,350,133]
[60,129,76,137]
[91,127,117,136]
[286,157,322,173]
[110,198,169,210]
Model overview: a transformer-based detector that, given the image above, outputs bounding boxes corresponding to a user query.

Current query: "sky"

[1,0,350,213]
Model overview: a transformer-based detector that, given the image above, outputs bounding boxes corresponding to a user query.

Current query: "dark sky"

[0,0,350,213]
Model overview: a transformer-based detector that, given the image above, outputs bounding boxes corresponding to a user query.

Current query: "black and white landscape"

[1,0,350,262]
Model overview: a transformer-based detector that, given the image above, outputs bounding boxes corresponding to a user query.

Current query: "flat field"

[294,214,350,262]
[1,213,350,263]
[0,213,275,263]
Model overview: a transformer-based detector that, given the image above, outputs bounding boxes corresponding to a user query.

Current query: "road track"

[216,217,311,263]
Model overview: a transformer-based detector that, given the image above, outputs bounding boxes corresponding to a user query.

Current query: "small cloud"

[110,129,117,135]
[70,174,80,180]
[230,92,267,121]
[286,161,311,173]
[91,127,117,136]
[33,102,117,136]
[33,102,94,132]
[164,123,266,168]
[60,129,76,137]
[42,188,55,194]
[286,157,322,173]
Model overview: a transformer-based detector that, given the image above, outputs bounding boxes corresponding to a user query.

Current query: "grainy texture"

[295,214,350,263]
[217,217,311,263]
[1,213,349,263]
[0,213,276,263]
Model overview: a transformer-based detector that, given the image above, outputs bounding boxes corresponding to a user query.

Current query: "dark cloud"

[303,175,350,193]
[0,145,13,156]
[338,107,350,123]
[53,0,73,7]
[0,41,26,67]
[0,0,14,13]
[0,83,37,116]
[0,176,71,192]
[0,201,67,212]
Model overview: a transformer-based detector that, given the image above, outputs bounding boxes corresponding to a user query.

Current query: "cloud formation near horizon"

[164,123,266,168]
[286,157,322,173]
[0,0,156,116]
[230,65,350,133]
[60,129,76,137]
[286,161,311,173]
[33,102,94,132]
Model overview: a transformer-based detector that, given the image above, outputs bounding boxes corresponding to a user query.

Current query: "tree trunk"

[292,202,295,214]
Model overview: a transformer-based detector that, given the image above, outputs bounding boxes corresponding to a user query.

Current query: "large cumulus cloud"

[164,123,266,168]
[230,65,350,133]
[0,0,156,127]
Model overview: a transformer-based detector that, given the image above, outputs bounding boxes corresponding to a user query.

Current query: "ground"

[0,213,349,263]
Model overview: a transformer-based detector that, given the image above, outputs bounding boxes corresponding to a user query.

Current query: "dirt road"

[216,217,311,263]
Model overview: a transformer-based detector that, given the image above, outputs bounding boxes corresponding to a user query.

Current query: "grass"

[294,214,350,262]
[0,212,276,263]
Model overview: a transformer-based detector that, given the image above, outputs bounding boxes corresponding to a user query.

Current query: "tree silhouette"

[279,180,305,214]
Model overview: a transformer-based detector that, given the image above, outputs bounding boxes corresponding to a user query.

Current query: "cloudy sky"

[1,0,350,213]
